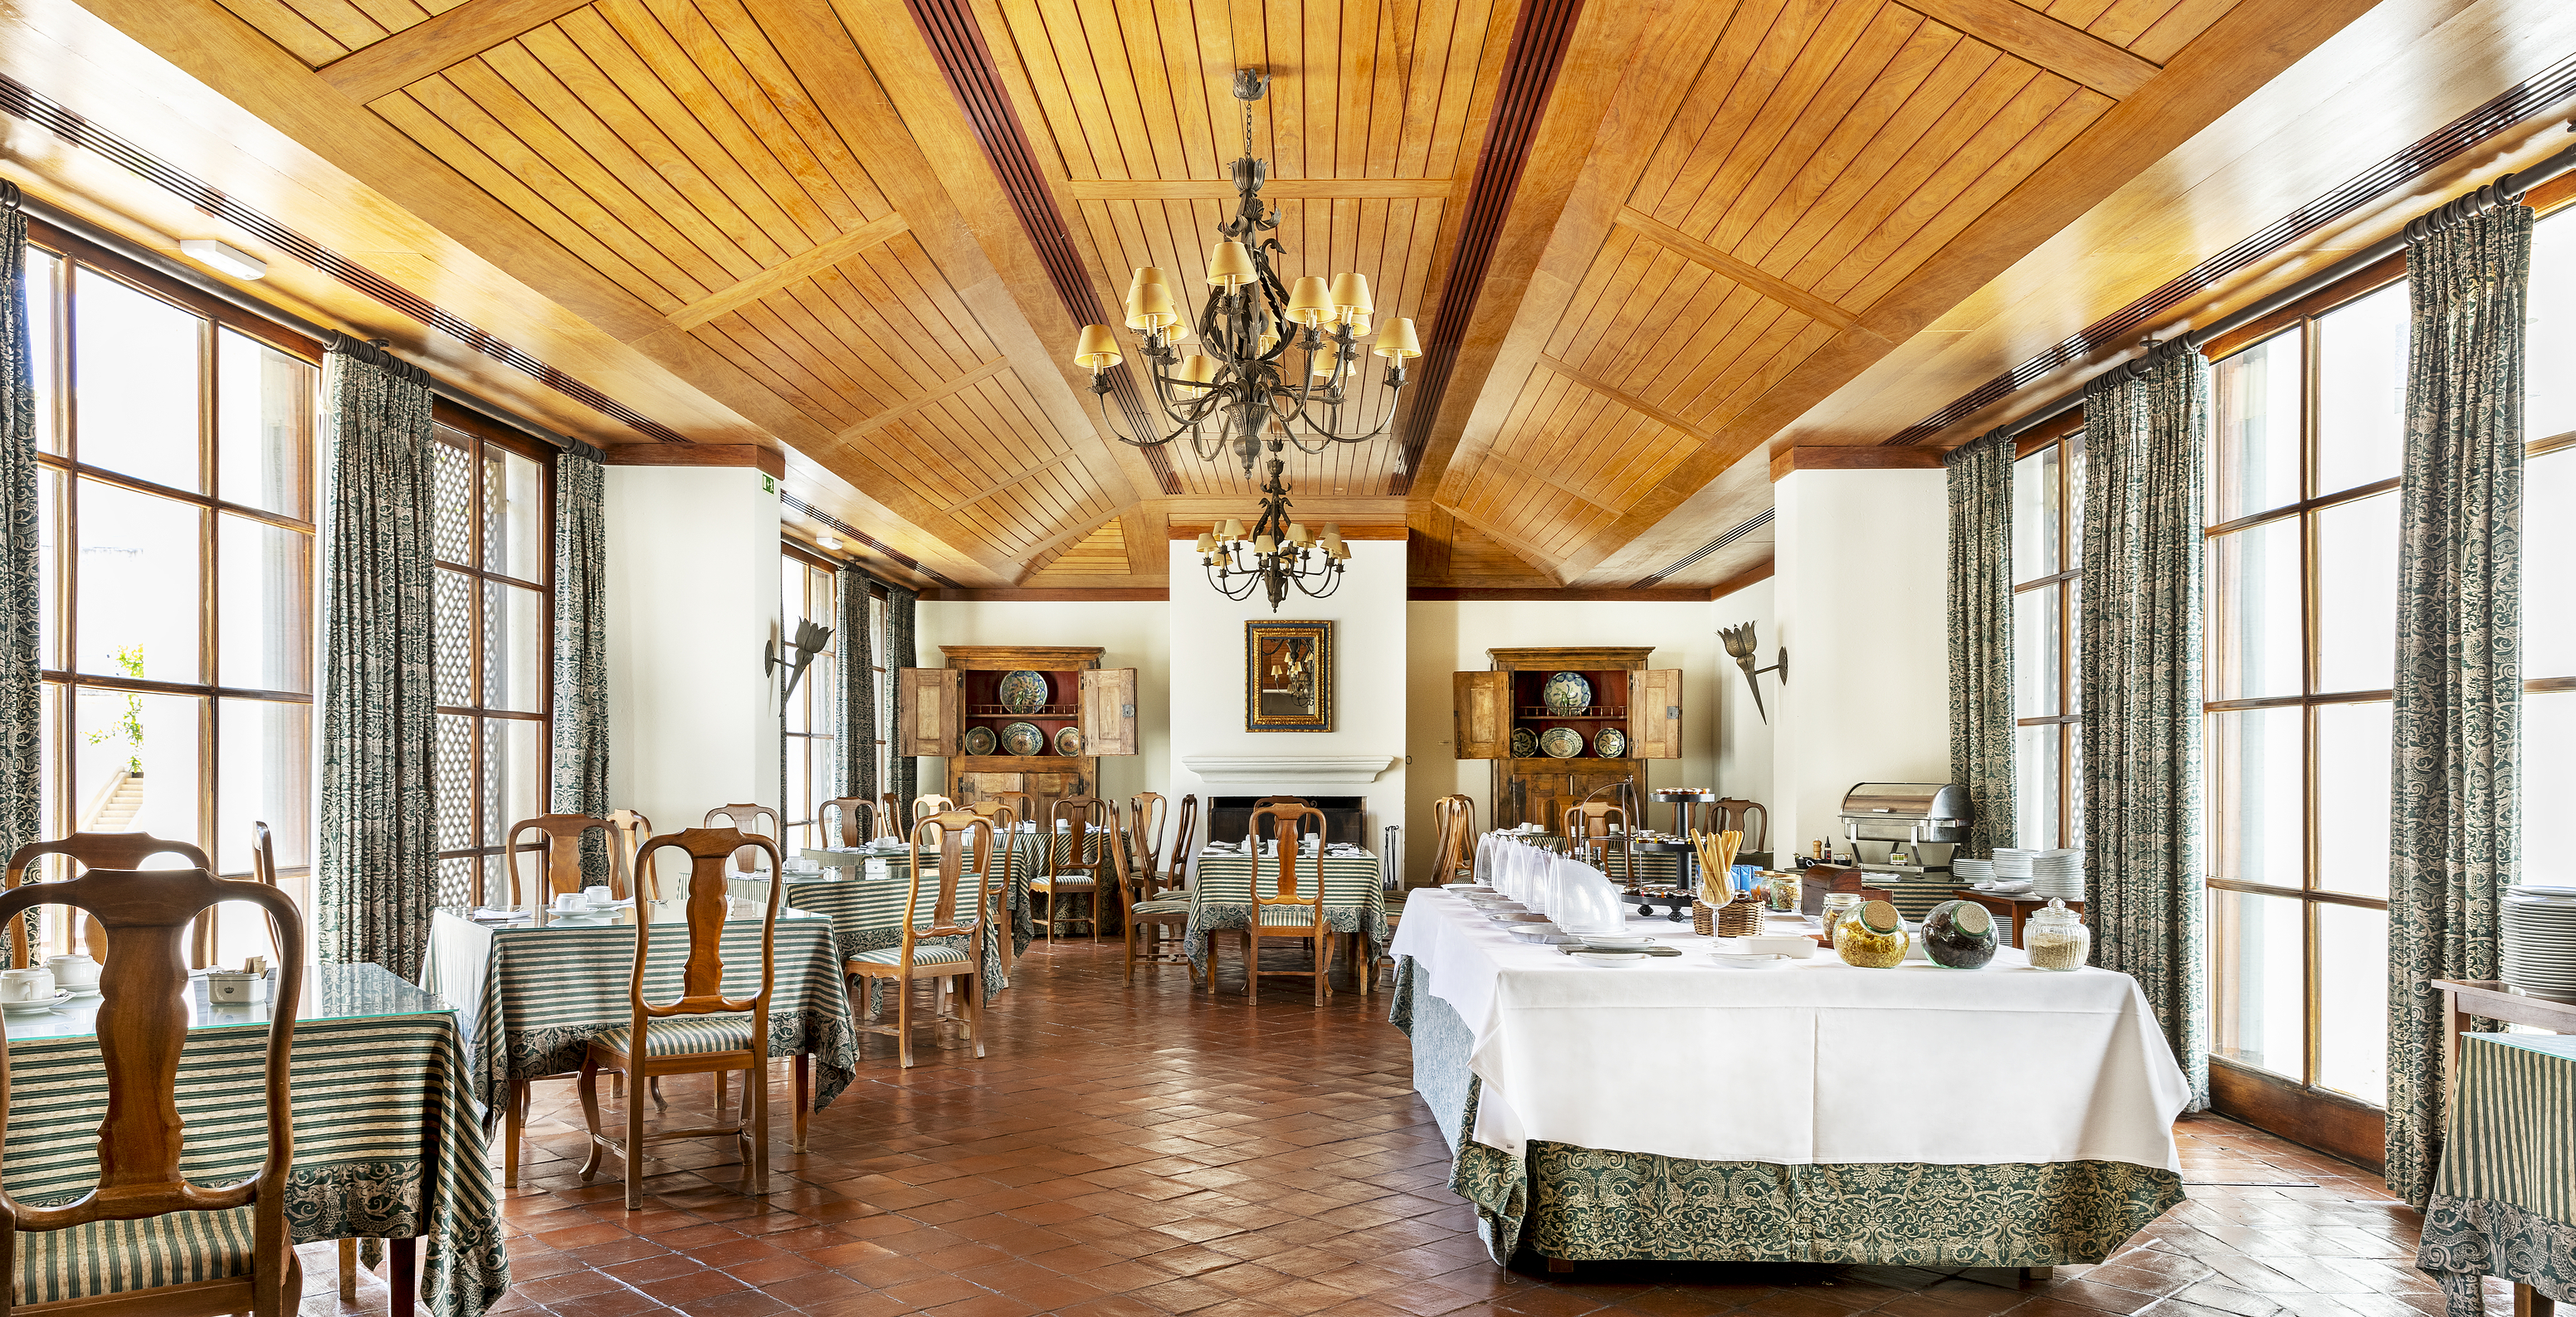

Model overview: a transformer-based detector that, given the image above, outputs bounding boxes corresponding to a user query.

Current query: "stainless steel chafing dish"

[1839,783,1971,876]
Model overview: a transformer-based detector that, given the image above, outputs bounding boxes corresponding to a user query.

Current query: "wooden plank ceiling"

[48,0,2405,588]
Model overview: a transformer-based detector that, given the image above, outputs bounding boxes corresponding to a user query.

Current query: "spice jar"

[1765,870,1802,913]
[1820,892,1861,949]
[2025,899,2090,971]
[1920,899,1998,968]
[1834,900,1908,968]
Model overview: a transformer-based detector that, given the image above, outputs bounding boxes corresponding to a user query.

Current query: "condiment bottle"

[2025,899,2090,971]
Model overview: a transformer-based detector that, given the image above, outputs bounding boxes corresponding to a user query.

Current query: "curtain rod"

[18,193,604,462]
[1996,135,2576,441]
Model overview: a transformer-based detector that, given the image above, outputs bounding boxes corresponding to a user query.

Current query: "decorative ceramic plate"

[961,725,998,757]
[1510,727,1538,758]
[1054,725,1083,756]
[1594,727,1628,758]
[1541,671,1593,714]
[1539,726,1584,758]
[998,670,1051,714]
[999,722,1046,757]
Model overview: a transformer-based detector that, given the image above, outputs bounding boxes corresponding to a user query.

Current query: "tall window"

[2201,275,2408,1110]
[27,241,319,963]
[2013,427,2085,849]
[871,589,891,812]
[782,549,838,848]
[430,418,551,907]
[2523,210,2576,886]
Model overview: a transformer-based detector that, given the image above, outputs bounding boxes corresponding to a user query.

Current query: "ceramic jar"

[2026,899,2091,970]
[1834,900,1908,968]
[1820,892,1861,948]
[1920,899,1998,968]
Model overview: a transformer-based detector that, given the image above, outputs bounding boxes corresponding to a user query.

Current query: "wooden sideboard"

[898,645,1139,823]
[1453,646,1682,832]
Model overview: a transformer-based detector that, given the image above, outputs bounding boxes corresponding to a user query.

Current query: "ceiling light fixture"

[816,534,846,550]
[178,238,266,280]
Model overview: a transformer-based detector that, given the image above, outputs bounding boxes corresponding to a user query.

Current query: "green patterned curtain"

[2079,342,2209,1112]
[550,446,608,877]
[0,186,35,902]
[2383,195,2530,1207]
[316,336,436,975]
[1947,427,2015,858]
[886,582,918,831]
[836,568,878,820]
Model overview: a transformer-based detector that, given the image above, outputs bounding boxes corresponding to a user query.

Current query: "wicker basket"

[1695,895,1762,938]
[1691,900,1715,937]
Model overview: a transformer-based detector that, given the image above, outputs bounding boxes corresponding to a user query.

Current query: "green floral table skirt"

[1392,957,2182,1267]
[2415,1033,2576,1317]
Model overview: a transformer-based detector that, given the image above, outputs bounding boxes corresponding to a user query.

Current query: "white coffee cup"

[0,967,57,1003]
[44,955,100,993]
[552,891,589,914]
[582,885,613,905]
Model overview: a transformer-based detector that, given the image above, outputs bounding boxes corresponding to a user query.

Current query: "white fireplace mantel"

[1182,754,1398,787]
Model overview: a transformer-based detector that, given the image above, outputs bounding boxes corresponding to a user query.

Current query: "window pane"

[2207,519,2301,700]
[2016,724,2060,851]
[2314,701,2391,899]
[2529,448,2576,680]
[2316,903,2388,1103]
[2526,692,2576,889]
[29,251,60,455]
[37,467,62,671]
[810,737,836,832]
[76,479,202,684]
[430,439,473,566]
[485,446,542,583]
[434,569,472,707]
[2313,284,2407,496]
[2210,328,2304,524]
[215,329,313,519]
[2014,588,2060,719]
[217,516,310,693]
[2530,211,2576,444]
[435,714,476,851]
[2313,491,2397,695]
[75,271,202,491]
[74,689,200,840]
[216,698,310,875]
[2206,706,2302,888]
[2208,888,2305,1079]
[2066,433,2086,570]
[481,582,542,713]
[2013,444,2061,580]
[488,719,542,841]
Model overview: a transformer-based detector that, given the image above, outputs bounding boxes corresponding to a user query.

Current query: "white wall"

[1406,600,1725,881]
[913,601,1172,807]
[1769,468,1949,858]
[1168,539,1408,862]
[603,466,782,829]
[1708,577,1776,822]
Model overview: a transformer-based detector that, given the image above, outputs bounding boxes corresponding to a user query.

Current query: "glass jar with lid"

[1820,892,1861,948]
[2025,899,2091,971]
[1834,900,1908,968]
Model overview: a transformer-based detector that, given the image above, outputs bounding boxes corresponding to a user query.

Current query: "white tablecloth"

[1388,888,2189,1170]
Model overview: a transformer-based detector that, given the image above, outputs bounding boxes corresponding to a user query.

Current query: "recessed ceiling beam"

[316,0,593,104]
[667,212,911,331]
[1064,178,1455,200]
[832,359,1014,441]
[1894,0,2162,100]
[1610,208,1861,333]
[1536,354,1715,446]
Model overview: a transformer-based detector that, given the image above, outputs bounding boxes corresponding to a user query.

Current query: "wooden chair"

[986,791,1037,828]
[1563,800,1632,879]
[817,797,880,849]
[0,865,305,1315]
[1431,794,1477,885]
[1034,797,1110,942]
[912,794,955,822]
[578,827,785,1211]
[1127,793,1169,894]
[1252,795,1310,812]
[606,809,653,900]
[845,811,992,1068]
[246,821,287,965]
[1243,803,1336,1002]
[485,813,617,919]
[1710,798,1770,852]
[1114,801,1194,987]
[4,832,212,968]
[963,801,1021,968]
[880,793,906,838]
[1167,794,1198,890]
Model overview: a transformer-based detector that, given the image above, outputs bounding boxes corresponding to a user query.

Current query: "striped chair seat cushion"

[589,1015,757,1060]
[1253,905,1329,929]
[16,1205,257,1304]
[1031,877,1096,890]
[1128,898,1192,915]
[847,944,972,968]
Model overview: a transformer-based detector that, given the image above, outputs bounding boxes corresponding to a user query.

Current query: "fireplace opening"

[1209,796,1367,847]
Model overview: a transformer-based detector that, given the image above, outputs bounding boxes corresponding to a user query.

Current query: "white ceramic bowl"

[1506,922,1563,938]
[1730,934,1816,959]
[1583,934,1656,949]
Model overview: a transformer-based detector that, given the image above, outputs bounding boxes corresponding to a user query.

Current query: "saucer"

[1710,953,1793,970]
[2,996,66,1015]
[1583,934,1656,949]
[61,987,101,1000]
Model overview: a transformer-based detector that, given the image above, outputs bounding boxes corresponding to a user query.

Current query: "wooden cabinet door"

[1023,770,1087,827]
[1079,668,1139,756]
[896,667,962,757]
[954,771,1025,812]
[1511,765,1637,833]
[1453,671,1509,758]
[1627,669,1682,759]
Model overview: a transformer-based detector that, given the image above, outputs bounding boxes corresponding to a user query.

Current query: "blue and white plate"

[1539,727,1584,758]
[961,725,998,756]
[999,722,1046,756]
[998,670,1051,714]
[1054,725,1083,756]
[1541,671,1593,714]
[1510,728,1538,758]
[1594,727,1628,758]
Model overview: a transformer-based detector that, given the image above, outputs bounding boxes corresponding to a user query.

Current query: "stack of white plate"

[2030,849,2084,900]
[2502,884,2576,1004]
[1991,849,2037,880]
[1953,858,1994,882]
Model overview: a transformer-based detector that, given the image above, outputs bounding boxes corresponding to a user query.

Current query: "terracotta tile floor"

[302,939,2506,1317]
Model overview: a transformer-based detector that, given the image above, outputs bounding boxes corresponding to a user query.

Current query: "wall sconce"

[1720,622,1786,724]
[766,618,833,697]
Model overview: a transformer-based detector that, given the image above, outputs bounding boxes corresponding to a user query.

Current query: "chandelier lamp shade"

[1198,515,1349,610]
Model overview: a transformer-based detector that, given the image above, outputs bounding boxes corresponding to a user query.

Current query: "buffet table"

[1388,887,2191,1270]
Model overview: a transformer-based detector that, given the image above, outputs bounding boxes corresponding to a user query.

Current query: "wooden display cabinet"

[1453,646,1682,832]
[898,646,1139,824]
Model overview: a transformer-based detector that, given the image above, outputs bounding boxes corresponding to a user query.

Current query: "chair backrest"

[5,832,214,968]
[1047,797,1110,872]
[630,828,784,1027]
[880,792,905,837]
[988,791,1037,831]
[1168,794,1198,887]
[1431,795,1476,882]
[913,793,955,820]
[495,813,612,910]
[246,821,284,963]
[1128,793,1168,890]
[1105,802,1151,912]
[1252,796,1309,812]
[0,867,303,1237]
[1247,803,1330,910]
[817,797,878,848]
[904,812,996,952]
[606,809,653,900]
[966,800,1019,832]
[1711,798,1769,851]
[705,803,781,876]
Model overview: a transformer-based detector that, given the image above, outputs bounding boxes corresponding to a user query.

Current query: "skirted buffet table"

[1388,885,2193,1271]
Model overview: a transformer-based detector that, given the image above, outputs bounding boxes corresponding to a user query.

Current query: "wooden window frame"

[2013,413,2083,851]
[431,406,554,899]
[780,549,839,848]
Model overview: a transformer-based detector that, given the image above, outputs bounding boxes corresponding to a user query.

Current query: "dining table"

[1183,844,1388,984]
[418,905,862,1144]
[1393,842,2193,1273]
[729,867,1007,1005]
[0,962,505,1317]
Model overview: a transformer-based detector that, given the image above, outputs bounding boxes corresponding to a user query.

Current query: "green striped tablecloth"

[734,871,1006,1007]
[1183,849,1387,968]
[2418,1032,2576,1316]
[809,827,1125,948]
[1,963,504,1317]
[422,909,861,1113]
